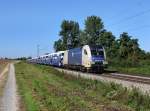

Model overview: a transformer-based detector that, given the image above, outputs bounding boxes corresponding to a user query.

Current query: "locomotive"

[28,45,108,73]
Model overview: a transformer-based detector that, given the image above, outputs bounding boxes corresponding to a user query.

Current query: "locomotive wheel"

[86,68,90,73]
[81,67,86,72]
[98,68,104,74]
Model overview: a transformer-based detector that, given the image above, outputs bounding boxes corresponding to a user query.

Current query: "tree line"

[54,16,149,66]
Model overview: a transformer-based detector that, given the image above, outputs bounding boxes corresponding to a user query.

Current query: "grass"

[107,60,150,77]
[15,62,150,111]
[0,70,8,97]
[108,65,150,77]
[0,60,9,99]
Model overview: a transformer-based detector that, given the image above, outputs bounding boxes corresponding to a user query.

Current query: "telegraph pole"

[37,44,40,57]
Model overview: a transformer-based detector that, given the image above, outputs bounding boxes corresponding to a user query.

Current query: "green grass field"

[107,65,150,77]
[15,62,150,111]
[107,60,150,77]
[108,65,150,77]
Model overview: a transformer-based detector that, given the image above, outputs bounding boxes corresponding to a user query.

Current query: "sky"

[0,0,150,58]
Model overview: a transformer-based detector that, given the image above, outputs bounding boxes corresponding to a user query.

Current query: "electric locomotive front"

[89,45,107,72]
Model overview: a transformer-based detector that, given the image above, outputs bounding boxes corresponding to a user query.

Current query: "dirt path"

[0,63,19,111]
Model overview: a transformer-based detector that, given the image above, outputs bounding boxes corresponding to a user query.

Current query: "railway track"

[101,73,150,85]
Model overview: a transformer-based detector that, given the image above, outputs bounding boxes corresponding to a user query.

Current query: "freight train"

[28,45,108,73]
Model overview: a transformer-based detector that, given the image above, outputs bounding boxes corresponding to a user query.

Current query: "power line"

[125,25,150,32]
[109,8,150,26]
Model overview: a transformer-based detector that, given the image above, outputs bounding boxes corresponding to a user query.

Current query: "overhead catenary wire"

[109,8,150,27]
[124,25,150,32]
[104,4,150,36]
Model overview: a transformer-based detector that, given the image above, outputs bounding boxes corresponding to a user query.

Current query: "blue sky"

[0,0,150,58]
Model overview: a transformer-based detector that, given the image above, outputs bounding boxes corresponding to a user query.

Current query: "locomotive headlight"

[103,61,108,65]
[91,61,95,64]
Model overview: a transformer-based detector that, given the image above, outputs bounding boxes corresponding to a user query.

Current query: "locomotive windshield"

[91,50,104,56]
[90,45,104,57]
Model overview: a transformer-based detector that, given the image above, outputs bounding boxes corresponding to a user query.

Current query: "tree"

[146,52,150,59]
[59,20,80,49]
[128,38,139,60]
[84,16,104,44]
[118,32,131,58]
[27,56,32,59]
[79,31,88,46]
[97,31,115,48]
[53,39,65,51]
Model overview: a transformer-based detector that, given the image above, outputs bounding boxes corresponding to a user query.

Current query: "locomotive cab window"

[84,49,88,55]
[91,49,104,57]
